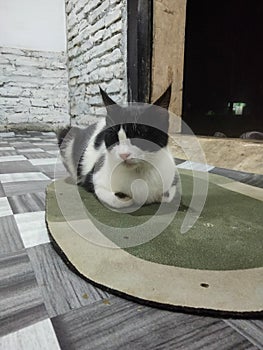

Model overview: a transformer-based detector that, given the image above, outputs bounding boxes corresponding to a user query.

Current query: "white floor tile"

[14,211,50,248]
[47,150,60,155]
[0,197,13,217]
[0,172,50,183]
[29,158,61,166]
[33,142,57,146]
[41,132,56,136]
[17,148,45,153]
[23,137,42,141]
[0,155,27,162]
[0,147,15,151]
[177,161,215,172]
[0,319,61,350]
[0,132,15,138]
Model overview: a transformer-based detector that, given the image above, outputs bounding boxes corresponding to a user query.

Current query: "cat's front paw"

[161,186,176,203]
[95,188,134,209]
[113,192,133,208]
[115,192,130,199]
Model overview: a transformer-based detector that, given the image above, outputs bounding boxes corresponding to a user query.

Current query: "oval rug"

[46,169,263,317]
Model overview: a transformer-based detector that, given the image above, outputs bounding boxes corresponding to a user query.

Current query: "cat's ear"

[99,87,122,125]
[152,85,172,110]
[99,87,116,108]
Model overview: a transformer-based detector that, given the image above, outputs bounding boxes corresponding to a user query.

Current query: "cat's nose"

[119,153,131,160]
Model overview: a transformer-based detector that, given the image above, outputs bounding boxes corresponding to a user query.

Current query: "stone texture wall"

[66,0,127,125]
[0,47,69,130]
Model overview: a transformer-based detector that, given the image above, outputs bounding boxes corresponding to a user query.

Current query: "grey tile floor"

[0,131,262,350]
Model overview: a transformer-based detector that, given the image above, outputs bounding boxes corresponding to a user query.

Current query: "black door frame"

[127,0,153,103]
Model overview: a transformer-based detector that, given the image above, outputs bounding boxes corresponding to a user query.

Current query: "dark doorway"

[182,0,263,137]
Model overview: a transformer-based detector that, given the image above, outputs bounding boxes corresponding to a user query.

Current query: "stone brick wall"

[66,0,127,125]
[0,47,70,130]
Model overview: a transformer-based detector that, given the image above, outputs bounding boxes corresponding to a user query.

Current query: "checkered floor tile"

[0,131,262,349]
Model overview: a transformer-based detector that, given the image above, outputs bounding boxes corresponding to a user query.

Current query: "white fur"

[60,137,76,180]
[117,127,127,141]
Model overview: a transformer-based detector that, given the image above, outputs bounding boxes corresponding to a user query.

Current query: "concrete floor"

[170,135,263,175]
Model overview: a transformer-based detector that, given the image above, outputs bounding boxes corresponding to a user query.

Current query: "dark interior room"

[182,0,263,137]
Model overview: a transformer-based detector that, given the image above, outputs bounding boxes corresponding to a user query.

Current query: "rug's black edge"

[45,215,263,320]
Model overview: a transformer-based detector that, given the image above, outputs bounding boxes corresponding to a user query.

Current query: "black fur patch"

[115,192,128,199]
[94,128,107,149]
[163,191,170,198]
[82,171,95,193]
[81,155,105,193]
[102,123,168,152]
[57,127,71,147]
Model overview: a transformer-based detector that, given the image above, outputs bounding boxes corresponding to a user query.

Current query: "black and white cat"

[58,86,178,209]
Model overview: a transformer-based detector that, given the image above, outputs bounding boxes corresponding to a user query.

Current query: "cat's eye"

[131,138,161,152]
[129,124,167,152]
[104,129,119,149]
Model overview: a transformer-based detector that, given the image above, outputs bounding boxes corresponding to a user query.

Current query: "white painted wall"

[0,0,67,52]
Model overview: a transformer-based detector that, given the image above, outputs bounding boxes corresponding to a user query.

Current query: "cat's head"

[98,86,172,167]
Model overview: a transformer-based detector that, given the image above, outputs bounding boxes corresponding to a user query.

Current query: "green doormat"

[46,169,263,317]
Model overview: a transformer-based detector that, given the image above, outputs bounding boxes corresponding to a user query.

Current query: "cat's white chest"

[110,163,165,204]
[93,147,176,206]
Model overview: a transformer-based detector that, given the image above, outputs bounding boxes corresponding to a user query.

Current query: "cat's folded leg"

[95,187,134,208]
[161,185,177,203]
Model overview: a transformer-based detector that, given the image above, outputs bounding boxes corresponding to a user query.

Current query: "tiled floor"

[0,131,262,350]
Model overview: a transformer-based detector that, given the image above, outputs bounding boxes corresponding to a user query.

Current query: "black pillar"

[127,0,153,103]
